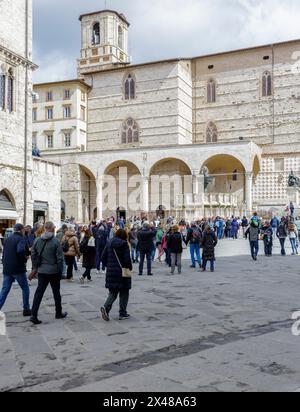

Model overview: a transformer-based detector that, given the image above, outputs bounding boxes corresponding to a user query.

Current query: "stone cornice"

[0,44,38,70]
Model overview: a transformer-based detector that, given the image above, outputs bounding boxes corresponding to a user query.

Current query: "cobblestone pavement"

[0,238,300,392]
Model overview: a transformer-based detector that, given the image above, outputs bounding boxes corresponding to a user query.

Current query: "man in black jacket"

[137,222,157,276]
[0,224,31,316]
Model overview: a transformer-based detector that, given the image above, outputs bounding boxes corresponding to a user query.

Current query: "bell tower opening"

[78,9,131,76]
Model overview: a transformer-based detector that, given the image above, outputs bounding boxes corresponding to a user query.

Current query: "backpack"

[61,239,70,253]
[192,228,201,241]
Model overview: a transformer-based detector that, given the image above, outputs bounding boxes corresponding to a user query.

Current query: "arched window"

[118,26,124,49]
[92,23,100,45]
[7,68,14,113]
[0,190,15,211]
[121,118,139,144]
[207,79,216,103]
[206,122,218,143]
[124,74,135,100]
[262,71,272,97]
[0,68,5,110]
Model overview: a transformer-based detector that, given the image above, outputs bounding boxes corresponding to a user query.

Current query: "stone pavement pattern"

[0,238,300,392]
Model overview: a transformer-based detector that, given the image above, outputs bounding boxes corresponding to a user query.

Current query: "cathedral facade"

[35,9,300,223]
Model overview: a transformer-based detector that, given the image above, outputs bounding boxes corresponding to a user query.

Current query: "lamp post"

[23,0,29,225]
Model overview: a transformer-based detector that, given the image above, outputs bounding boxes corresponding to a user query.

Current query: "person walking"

[245,219,260,261]
[201,226,218,272]
[288,222,299,255]
[277,218,288,256]
[137,222,157,276]
[95,224,108,274]
[129,225,139,263]
[241,216,249,237]
[261,221,273,257]
[79,229,96,283]
[167,225,183,275]
[61,228,80,282]
[0,224,31,317]
[30,222,67,325]
[155,224,165,263]
[186,222,202,269]
[100,229,133,321]
[231,217,239,239]
[270,216,280,238]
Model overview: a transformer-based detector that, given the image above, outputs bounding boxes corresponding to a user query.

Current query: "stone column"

[245,173,253,216]
[96,176,103,220]
[142,176,149,215]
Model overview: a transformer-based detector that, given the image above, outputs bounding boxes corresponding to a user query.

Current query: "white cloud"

[32,0,300,82]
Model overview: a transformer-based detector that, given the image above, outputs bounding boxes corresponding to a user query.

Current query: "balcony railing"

[175,193,238,208]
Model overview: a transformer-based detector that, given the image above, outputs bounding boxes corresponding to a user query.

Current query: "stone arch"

[0,188,16,210]
[103,160,142,219]
[149,158,193,217]
[61,163,97,223]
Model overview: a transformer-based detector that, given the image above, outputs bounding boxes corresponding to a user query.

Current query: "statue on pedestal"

[201,166,213,193]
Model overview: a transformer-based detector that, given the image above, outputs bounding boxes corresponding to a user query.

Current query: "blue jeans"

[202,260,215,272]
[131,245,139,262]
[217,229,224,240]
[0,273,30,311]
[139,251,152,275]
[250,241,259,259]
[190,243,201,267]
[96,246,106,271]
[290,238,298,254]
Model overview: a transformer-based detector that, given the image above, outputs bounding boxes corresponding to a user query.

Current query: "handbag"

[113,249,132,278]
[88,236,95,247]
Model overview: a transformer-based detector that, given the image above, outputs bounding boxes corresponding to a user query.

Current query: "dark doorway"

[117,207,126,221]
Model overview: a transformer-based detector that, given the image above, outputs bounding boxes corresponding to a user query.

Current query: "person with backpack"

[241,216,249,237]
[79,229,96,283]
[30,222,67,325]
[276,218,288,256]
[95,224,108,274]
[245,218,261,261]
[61,228,80,282]
[288,222,299,255]
[0,224,31,317]
[186,222,202,269]
[270,215,280,237]
[201,226,218,272]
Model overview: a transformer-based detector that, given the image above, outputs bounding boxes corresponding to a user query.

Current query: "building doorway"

[116,207,126,221]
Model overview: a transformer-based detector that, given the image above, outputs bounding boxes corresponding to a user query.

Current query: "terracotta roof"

[79,9,130,26]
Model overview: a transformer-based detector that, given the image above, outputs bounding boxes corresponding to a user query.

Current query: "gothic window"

[92,23,100,45]
[262,71,272,97]
[206,122,218,143]
[0,72,5,110]
[118,26,124,49]
[7,69,14,112]
[124,74,135,100]
[207,79,216,103]
[121,118,139,144]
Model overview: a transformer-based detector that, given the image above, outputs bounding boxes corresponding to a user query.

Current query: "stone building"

[39,8,300,222]
[0,0,61,232]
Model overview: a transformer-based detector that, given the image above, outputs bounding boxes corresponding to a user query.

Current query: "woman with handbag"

[79,229,96,283]
[100,229,133,321]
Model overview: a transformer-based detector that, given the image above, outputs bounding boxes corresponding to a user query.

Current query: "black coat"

[102,237,133,290]
[137,228,157,252]
[2,232,29,275]
[167,232,183,254]
[201,230,218,261]
[80,236,96,269]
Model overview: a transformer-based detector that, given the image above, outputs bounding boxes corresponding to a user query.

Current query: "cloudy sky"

[33,0,300,82]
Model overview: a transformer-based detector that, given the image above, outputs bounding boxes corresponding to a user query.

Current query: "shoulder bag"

[113,248,132,278]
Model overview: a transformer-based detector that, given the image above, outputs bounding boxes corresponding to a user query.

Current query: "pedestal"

[287,187,300,208]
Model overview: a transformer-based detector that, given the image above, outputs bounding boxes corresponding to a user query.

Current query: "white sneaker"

[79,276,85,284]
[96,270,100,275]
[101,270,106,274]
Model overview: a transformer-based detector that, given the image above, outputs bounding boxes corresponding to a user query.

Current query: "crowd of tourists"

[0,209,299,324]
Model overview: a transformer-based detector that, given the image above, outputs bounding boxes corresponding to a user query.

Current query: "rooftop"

[79,9,130,26]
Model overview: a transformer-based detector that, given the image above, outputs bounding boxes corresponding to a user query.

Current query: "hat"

[14,223,24,232]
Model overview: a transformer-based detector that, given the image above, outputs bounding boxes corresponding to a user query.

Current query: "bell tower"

[78,9,131,76]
